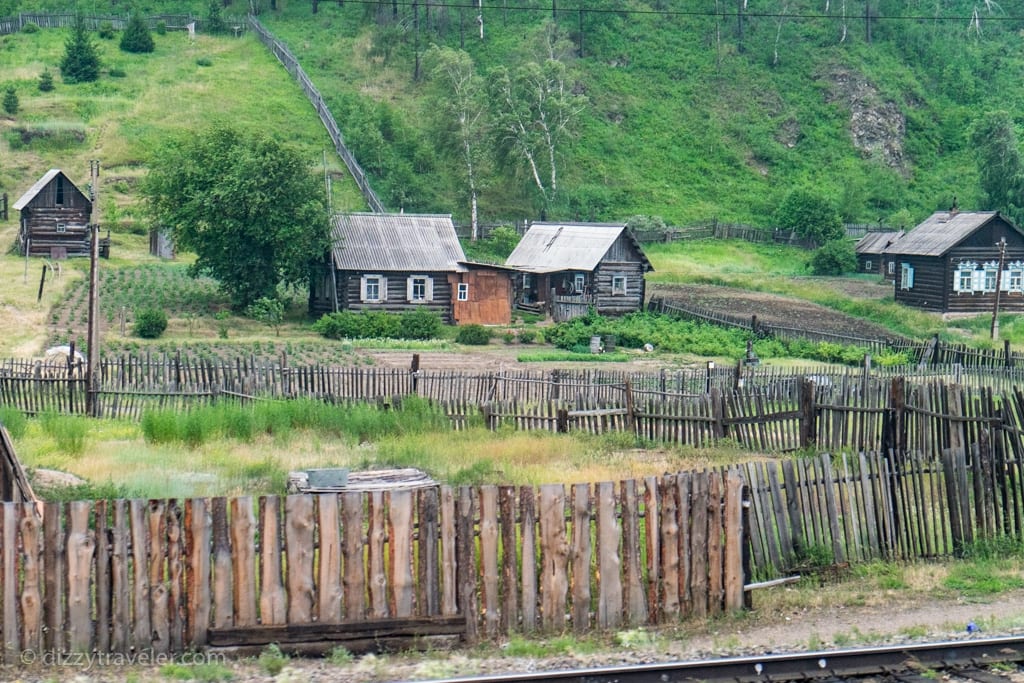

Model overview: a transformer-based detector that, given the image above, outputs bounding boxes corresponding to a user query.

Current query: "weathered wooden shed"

[310,213,482,324]
[449,261,514,326]
[504,222,653,321]
[886,210,1024,312]
[13,169,92,258]
[855,230,904,281]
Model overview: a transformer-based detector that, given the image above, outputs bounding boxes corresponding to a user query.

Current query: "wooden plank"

[519,485,538,634]
[723,470,745,611]
[67,501,94,652]
[677,473,692,615]
[110,500,129,653]
[19,503,42,654]
[643,476,660,623]
[167,500,185,653]
[456,486,478,642]
[781,459,804,561]
[185,498,211,648]
[498,486,518,633]
[439,487,457,618]
[819,454,846,563]
[258,496,286,627]
[286,495,316,624]
[659,474,680,620]
[230,497,257,627]
[538,484,568,632]
[129,499,151,652]
[620,479,647,626]
[207,614,466,647]
[211,497,233,630]
[596,481,622,630]
[367,492,387,618]
[43,500,64,652]
[2,503,18,659]
[706,474,723,617]
[94,500,111,652]
[317,494,342,623]
[478,486,500,637]
[417,487,440,617]
[341,492,365,620]
[570,483,592,633]
[690,474,709,619]
[765,462,790,567]
[387,490,415,619]
[148,500,169,655]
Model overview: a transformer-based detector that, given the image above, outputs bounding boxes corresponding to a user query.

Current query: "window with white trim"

[954,261,976,293]
[407,275,433,302]
[983,261,999,292]
[900,263,914,290]
[360,274,386,302]
[573,273,586,294]
[457,283,469,301]
[887,261,896,275]
[56,223,66,233]
[1009,261,1024,292]
[864,259,873,271]
[611,275,627,295]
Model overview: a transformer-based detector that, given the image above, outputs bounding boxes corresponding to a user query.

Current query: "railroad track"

[411,635,1024,683]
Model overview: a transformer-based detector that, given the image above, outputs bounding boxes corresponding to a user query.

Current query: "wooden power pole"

[991,237,1007,341]
[86,160,101,417]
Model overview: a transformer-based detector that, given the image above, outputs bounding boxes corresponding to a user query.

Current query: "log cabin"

[309,212,512,325]
[855,230,904,281]
[886,210,1024,312]
[13,169,93,258]
[504,222,653,321]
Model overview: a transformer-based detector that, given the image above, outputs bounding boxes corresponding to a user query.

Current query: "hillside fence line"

[0,472,746,659]
[247,17,386,213]
[0,12,244,34]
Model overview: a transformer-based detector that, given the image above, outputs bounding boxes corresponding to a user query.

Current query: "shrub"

[810,239,857,275]
[2,87,18,116]
[518,328,537,344]
[38,69,54,92]
[246,297,284,336]
[120,12,155,53]
[455,324,492,345]
[258,644,288,676]
[155,21,167,35]
[774,188,843,244]
[399,307,442,340]
[21,21,40,33]
[134,307,168,338]
[108,67,126,78]
[196,57,213,67]
[97,21,116,40]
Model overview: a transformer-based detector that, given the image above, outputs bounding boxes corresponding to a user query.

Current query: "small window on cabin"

[55,176,65,206]
[360,275,385,303]
[954,262,976,294]
[612,275,627,296]
[573,274,586,294]
[900,263,914,290]
[983,261,999,293]
[56,223,66,234]
[407,276,432,303]
[457,283,469,301]
[1009,261,1024,292]
[887,261,896,275]
[864,260,873,271]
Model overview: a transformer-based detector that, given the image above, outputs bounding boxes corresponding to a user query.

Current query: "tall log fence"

[0,472,745,661]
[0,12,238,34]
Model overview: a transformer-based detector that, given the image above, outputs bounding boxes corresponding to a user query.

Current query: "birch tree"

[489,22,587,210]
[424,45,490,240]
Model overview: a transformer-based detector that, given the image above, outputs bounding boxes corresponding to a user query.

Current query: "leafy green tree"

[423,45,490,241]
[60,15,101,84]
[204,0,226,35]
[120,12,155,54]
[134,308,168,338]
[774,189,843,244]
[246,296,285,336]
[38,69,54,92]
[970,111,1024,223]
[2,87,17,115]
[810,239,857,275]
[142,124,331,309]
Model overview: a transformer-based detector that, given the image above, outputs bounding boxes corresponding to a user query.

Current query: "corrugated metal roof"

[12,169,65,210]
[330,213,467,272]
[888,211,1001,257]
[855,230,904,255]
[504,222,639,273]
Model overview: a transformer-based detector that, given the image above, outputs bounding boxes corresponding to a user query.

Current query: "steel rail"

[402,635,1024,683]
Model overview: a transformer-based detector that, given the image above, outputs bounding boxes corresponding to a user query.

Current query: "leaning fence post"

[799,377,816,449]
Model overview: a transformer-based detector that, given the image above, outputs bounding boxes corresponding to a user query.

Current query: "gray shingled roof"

[12,169,67,210]
[504,222,650,273]
[330,213,467,272]
[855,230,904,255]
[889,211,1002,257]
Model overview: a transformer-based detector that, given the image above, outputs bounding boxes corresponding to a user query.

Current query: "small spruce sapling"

[2,87,18,115]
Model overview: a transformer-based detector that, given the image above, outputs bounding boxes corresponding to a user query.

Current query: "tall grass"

[0,407,28,440]
[38,411,89,455]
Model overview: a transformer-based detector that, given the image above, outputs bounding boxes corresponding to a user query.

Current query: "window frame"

[457,282,469,301]
[611,274,628,296]
[407,275,433,303]
[360,274,386,303]
[900,263,914,290]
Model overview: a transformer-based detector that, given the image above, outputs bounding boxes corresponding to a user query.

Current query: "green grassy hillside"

[1,1,1019,230]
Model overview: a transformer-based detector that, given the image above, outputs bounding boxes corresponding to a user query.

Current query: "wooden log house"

[854,230,904,281]
[309,213,512,325]
[13,169,93,258]
[886,210,1024,312]
[504,222,653,321]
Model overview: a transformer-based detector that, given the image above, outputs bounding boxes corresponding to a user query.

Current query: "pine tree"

[2,87,18,115]
[38,69,54,92]
[60,15,101,84]
[120,12,154,54]
[205,0,226,35]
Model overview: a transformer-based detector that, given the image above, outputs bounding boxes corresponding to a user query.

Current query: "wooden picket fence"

[0,472,745,659]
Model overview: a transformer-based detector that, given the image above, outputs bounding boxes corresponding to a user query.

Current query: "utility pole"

[86,160,101,417]
[991,237,1007,341]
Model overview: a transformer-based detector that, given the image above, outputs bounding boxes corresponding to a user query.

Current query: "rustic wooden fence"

[0,12,237,34]
[0,472,745,659]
